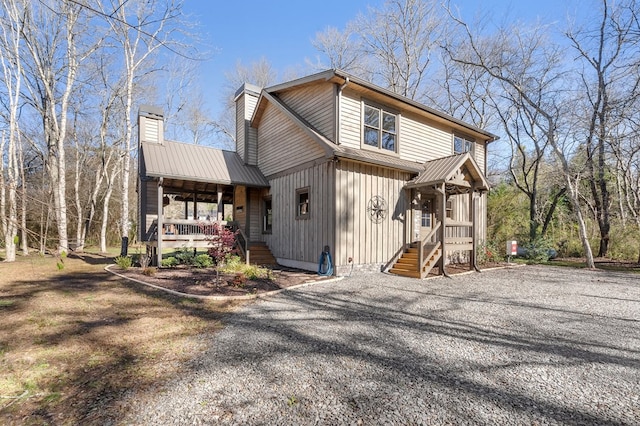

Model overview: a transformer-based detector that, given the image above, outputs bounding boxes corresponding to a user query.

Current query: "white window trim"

[361,100,400,154]
[453,134,475,155]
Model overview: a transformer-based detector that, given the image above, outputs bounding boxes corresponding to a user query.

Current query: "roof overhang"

[405,152,489,192]
[141,140,269,188]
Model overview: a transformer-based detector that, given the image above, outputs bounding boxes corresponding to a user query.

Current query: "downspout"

[333,77,348,275]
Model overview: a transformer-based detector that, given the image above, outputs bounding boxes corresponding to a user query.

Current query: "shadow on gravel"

[182,268,639,425]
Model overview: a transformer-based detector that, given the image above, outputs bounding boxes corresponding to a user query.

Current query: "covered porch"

[138,140,269,266]
[387,153,489,278]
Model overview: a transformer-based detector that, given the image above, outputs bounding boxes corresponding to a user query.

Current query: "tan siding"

[474,141,486,173]
[400,111,452,163]
[339,90,456,164]
[248,188,263,241]
[264,162,335,265]
[235,91,259,163]
[279,83,335,140]
[257,103,325,176]
[142,181,158,240]
[338,88,362,149]
[235,96,245,159]
[234,186,247,233]
[334,160,411,270]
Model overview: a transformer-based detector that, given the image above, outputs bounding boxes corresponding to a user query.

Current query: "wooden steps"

[246,242,277,265]
[389,243,441,278]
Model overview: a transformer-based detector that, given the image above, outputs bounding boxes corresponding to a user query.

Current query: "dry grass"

[0,249,239,425]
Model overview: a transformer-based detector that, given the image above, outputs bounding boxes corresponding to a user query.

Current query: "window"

[454,135,474,154]
[363,104,397,152]
[421,199,432,227]
[446,198,454,219]
[296,188,310,219]
[263,198,272,233]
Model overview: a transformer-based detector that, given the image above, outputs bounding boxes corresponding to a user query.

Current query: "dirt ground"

[115,265,332,297]
[1,251,636,424]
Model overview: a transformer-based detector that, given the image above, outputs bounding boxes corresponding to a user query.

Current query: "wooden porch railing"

[234,227,250,265]
[418,222,441,278]
[148,219,240,249]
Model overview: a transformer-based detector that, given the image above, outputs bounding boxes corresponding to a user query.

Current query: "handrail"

[418,222,442,276]
[236,227,250,265]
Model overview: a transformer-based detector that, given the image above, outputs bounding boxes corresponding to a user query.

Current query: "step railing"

[418,222,442,278]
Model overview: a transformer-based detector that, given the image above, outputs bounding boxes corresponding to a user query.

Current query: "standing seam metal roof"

[141,140,269,187]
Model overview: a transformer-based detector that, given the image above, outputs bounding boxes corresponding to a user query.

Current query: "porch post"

[157,178,164,267]
[438,183,447,276]
[471,186,479,271]
[217,184,224,221]
[193,192,198,220]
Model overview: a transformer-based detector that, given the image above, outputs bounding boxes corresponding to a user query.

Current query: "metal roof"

[141,140,269,187]
[405,152,489,190]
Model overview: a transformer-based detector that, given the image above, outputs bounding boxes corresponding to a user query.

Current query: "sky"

[178,0,582,138]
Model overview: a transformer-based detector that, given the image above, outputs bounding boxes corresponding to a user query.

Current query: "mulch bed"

[117,266,333,297]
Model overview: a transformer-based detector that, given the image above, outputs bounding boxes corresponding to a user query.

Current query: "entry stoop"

[389,242,441,278]
[247,242,277,266]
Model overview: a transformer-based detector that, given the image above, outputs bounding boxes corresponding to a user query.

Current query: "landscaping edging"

[104,264,344,301]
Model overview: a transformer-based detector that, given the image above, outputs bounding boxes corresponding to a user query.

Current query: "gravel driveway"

[123,265,640,425]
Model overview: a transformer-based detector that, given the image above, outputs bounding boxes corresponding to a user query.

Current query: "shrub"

[477,240,504,265]
[193,254,213,268]
[142,267,157,276]
[161,256,179,268]
[519,238,555,263]
[115,255,133,270]
[175,247,195,265]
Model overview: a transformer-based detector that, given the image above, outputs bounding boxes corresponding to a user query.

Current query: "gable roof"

[405,152,489,191]
[141,140,269,187]
[262,69,499,143]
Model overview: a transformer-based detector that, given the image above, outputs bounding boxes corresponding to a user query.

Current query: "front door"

[420,198,434,240]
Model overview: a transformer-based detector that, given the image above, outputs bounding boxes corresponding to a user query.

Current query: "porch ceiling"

[405,152,489,192]
[161,178,234,204]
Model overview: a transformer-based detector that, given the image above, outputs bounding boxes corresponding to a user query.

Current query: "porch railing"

[418,222,441,278]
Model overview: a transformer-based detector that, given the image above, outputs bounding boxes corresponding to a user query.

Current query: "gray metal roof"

[141,140,269,187]
[406,152,489,190]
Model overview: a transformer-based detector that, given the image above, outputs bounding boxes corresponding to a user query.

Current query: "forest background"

[1,0,639,267]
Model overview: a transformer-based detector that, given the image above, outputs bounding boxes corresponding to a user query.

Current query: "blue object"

[318,250,333,276]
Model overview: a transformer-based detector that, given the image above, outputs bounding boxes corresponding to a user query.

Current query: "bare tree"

[308,26,369,76]
[445,7,597,268]
[18,0,103,254]
[350,0,441,99]
[566,0,640,257]
[0,0,25,261]
[100,0,187,254]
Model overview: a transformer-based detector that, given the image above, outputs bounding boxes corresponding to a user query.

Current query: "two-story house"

[138,69,497,277]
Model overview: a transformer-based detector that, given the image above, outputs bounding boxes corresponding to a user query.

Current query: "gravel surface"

[121,265,640,425]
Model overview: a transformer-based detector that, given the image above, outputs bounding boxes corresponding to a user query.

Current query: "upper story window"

[454,135,474,154]
[363,104,397,152]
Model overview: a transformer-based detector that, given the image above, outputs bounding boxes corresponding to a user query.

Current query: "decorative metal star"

[367,195,387,223]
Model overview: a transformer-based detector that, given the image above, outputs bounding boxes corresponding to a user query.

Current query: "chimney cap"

[139,104,164,118]
[234,83,262,101]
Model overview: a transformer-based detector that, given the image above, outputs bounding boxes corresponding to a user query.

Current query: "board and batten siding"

[248,188,264,242]
[264,161,335,269]
[334,160,411,273]
[279,83,336,140]
[233,185,247,234]
[257,102,326,176]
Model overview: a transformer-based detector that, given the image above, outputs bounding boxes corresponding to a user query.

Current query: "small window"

[296,188,310,219]
[263,197,272,233]
[421,199,432,227]
[363,103,397,152]
[454,135,474,154]
[446,198,454,219]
